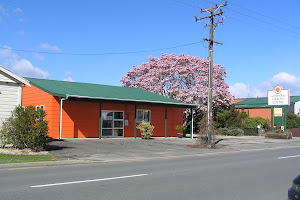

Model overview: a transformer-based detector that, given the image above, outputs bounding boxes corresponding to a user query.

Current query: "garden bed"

[265,133,292,139]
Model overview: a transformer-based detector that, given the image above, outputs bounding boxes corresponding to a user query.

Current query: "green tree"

[0,105,49,151]
[214,105,248,128]
[287,112,300,128]
[245,117,269,131]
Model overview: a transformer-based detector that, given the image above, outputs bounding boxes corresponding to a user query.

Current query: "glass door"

[102,111,124,137]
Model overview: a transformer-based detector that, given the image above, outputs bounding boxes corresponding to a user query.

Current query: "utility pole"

[195,1,227,146]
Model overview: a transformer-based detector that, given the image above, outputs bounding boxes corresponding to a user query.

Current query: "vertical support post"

[190,108,194,139]
[134,104,137,139]
[99,103,102,139]
[284,106,287,132]
[207,6,214,142]
[165,106,167,138]
[59,97,64,139]
[271,106,274,132]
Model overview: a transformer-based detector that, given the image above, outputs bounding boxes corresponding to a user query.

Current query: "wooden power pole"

[195,1,227,146]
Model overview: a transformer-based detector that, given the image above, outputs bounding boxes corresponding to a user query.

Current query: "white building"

[0,66,30,129]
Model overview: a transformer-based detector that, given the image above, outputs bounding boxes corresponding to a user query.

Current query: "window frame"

[36,105,45,111]
[136,109,151,123]
[101,110,124,137]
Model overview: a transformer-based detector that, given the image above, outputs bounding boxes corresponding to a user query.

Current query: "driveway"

[47,136,300,162]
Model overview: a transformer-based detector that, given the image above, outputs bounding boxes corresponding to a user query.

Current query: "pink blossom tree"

[121,53,233,111]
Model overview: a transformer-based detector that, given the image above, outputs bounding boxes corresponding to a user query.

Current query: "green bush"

[245,117,269,131]
[218,128,243,136]
[243,128,258,136]
[0,105,49,151]
[175,125,184,134]
[137,121,154,139]
[275,129,284,133]
[287,112,300,128]
[218,128,231,135]
[230,129,243,136]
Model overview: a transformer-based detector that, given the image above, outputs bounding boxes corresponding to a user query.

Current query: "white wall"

[294,101,300,116]
[0,71,22,129]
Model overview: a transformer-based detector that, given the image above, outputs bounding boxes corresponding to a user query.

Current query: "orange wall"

[22,85,60,138]
[101,104,183,137]
[237,108,272,122]
[62,101,100,138]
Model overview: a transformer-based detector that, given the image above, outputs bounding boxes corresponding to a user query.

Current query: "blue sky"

[1,0,300,98]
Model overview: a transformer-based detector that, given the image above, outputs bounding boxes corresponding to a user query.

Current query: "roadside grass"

[0,154,59,164]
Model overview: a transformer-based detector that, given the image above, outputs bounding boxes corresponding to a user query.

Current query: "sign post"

[268,86,290,131]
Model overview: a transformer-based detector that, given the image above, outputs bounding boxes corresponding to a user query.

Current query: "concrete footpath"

[0,136,299,169]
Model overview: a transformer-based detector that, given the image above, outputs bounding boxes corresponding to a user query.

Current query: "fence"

[292,128,300,137]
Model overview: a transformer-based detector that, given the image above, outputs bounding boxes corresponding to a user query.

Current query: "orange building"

[22,77,196,139]
[234,96,300,124]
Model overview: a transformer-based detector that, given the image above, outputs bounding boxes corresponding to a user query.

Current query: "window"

[35,105,45,120]
[102,111,124,137]
[137,109,150,123]
[36,105,45,111]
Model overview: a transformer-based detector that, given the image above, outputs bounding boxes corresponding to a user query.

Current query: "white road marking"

[278,155,300,159]
[31,174,148,188]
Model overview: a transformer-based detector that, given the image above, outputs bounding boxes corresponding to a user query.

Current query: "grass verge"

[0,154,59,164]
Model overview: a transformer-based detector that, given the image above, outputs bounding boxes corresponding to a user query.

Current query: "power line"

[0,41,204,56]
[175,0,300,37]
[226,16,300,39]
[223,6,300,35]
[226,0,300,29]
[173,0,201,8]
[196,0,300,35]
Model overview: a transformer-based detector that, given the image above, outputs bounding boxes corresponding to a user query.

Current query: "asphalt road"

[1,146,300,200]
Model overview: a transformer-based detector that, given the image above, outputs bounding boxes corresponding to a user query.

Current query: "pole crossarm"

[196,11,225,21]
[200,1,227,13]
[203,38,223,45]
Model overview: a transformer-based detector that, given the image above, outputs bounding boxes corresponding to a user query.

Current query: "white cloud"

[63,77,74,82]
[13,8,22,14]
[230,72,300,98]
[64,71,72,76]
[39,43,61,52]
[17,30,24,36]
[229,82,248,98]
[271,72,298,84]
[32,52,44,61]
[0,46,50,79]
[11,59,50,78]
[0,5,8,16]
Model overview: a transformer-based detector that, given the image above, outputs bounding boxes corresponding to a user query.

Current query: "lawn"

[0,154,59,164]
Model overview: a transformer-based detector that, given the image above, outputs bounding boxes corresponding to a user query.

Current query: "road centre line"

[278,155,300,159]
[31,174,148,188]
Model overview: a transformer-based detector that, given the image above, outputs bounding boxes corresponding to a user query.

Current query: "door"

[102,111,124,137]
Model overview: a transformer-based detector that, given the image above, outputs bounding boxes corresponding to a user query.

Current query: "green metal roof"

[25,77,196,107]
[235,96,300,109]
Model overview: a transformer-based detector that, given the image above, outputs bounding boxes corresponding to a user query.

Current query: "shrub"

[0,105,49,151]
[287,112,300,128]
[218,128,231,135]
[275,129,284,133]
[230,129,243,136]
[245,117,269,131]
[175,125,184,134]
[137,121,154,139]
[243,128,258,136]
[218,128,243,136]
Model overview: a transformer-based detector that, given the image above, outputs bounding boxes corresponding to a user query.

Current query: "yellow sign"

[274,107,283,117]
